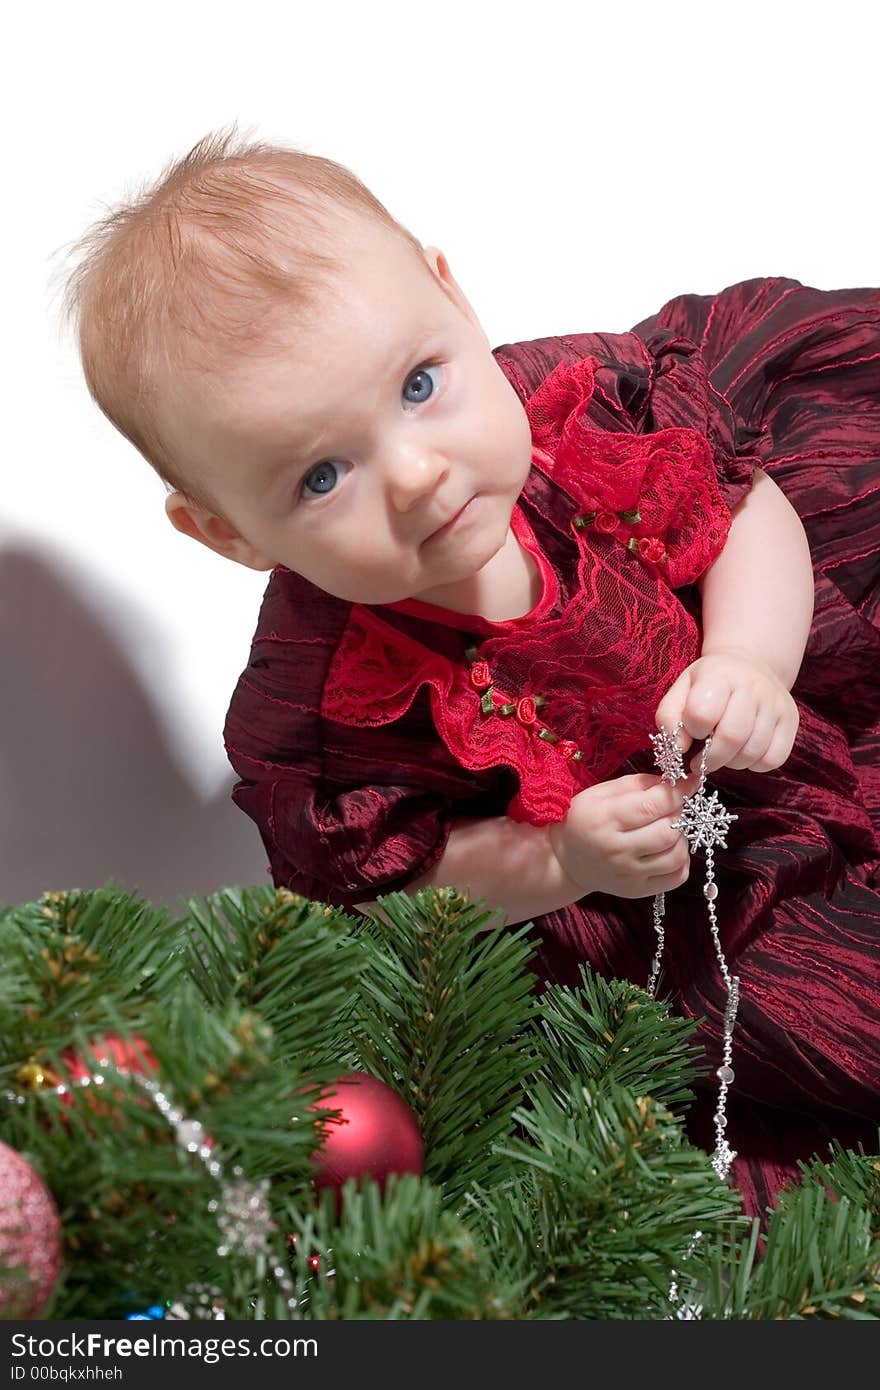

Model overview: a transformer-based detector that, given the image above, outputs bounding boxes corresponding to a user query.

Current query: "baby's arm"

[697,467,814,689]
[388,815,582,924]
[357,772,693,926]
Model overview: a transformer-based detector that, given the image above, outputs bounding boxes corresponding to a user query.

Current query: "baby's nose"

[385,449,449,510]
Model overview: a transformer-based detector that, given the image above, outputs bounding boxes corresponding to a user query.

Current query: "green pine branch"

[2,883,878,1320]
[535,969,705,1111]
[496,1080,745,1319]
[175,886,363,1071]
[281,1175,514,1319]
[352,889,542,1203]
[0,885,180,1087]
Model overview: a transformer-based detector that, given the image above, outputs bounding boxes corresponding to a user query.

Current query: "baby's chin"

[301,514,514,606]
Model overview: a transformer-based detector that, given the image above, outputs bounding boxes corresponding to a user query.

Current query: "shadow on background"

[0,543,269,910]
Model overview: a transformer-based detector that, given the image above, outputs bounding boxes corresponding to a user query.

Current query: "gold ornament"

[16,1060,58,1091]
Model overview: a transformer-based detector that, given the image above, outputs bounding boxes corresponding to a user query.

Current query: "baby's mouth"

[423,496,477,545]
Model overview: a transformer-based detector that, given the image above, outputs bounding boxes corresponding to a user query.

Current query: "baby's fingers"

[689,685,758,773]
[613,778,687,831]
[754,712,798,772]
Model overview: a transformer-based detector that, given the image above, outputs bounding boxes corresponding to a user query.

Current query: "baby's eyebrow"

[266,426,327,461]
[259,432,329,489]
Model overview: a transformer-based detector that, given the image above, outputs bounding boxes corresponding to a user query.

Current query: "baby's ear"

[164,492,275,571]
[422,245,487,339]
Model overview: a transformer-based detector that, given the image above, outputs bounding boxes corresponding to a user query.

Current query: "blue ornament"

[124,1303,165,1320]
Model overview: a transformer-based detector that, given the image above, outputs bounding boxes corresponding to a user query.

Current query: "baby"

[67,132,880,1215]
[66,132,809,920]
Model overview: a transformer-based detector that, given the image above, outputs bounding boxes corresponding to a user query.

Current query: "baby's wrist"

[547,819,592,897]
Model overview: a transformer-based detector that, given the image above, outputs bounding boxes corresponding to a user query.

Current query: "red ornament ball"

[308,1072,424,1194]
[60,1033,158,1116]
[63,1032,158,1087]
[0,1141,63,1318]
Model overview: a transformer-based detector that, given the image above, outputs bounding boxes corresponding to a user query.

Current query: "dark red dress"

[224,277,880,1217]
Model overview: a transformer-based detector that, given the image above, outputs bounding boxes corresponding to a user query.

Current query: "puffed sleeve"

[632,324,761,521]
[631,272,880,484]
[223,569,505,910]
[228,760,453,912]
[631,276,880,586]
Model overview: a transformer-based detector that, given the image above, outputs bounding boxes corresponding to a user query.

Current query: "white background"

[3,0,877,903]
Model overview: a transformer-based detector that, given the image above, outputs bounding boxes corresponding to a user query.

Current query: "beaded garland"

[649,720,740,1183]
[4,1054,301,1318]
[465,598,741,1183]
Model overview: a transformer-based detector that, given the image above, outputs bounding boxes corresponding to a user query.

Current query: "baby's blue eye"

[301,460,349,499]
[403,364,440,405]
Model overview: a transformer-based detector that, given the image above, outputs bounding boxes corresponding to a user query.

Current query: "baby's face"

[161,215,534,607]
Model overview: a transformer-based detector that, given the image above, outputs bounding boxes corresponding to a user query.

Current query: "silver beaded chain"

[4,1056,301,1318]
[647,721,740,1183]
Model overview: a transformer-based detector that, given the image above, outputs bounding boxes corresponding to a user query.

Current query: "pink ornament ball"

[0,1141,63,1318]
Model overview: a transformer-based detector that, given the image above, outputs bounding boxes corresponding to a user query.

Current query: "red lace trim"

[323,604,586,823]
[528,357,733,585]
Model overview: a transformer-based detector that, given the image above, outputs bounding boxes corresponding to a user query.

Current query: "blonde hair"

[62,127,424,507]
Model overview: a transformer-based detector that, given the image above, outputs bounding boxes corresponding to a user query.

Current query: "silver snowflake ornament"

[711,1139,738,1183]
[649,722,687,784]
[216,1176,275,1257]
[671,789,738,854]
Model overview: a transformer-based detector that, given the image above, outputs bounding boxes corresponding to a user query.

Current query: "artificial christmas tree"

[1,882,878,1320]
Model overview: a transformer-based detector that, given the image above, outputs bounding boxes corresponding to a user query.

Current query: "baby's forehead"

[159,260,434,446]
[167,205,424,367]
[172,219,437,381]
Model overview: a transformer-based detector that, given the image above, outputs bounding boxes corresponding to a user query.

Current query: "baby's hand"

[549,773,695,900]
[654,649,800,775]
